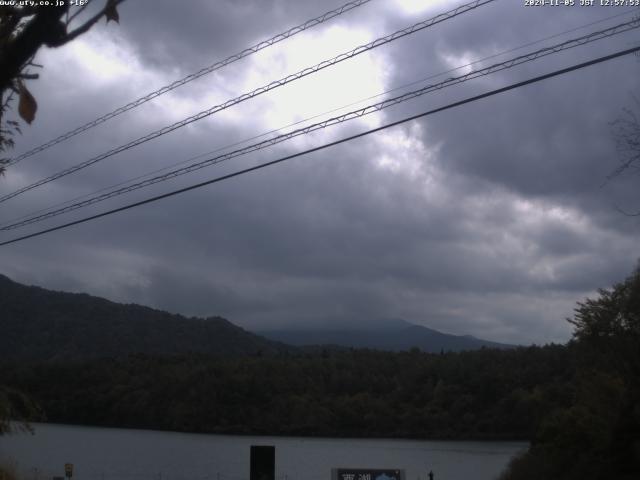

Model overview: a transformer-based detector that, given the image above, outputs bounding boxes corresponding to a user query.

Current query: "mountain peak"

[341,317,416,331]
[259,322,516,353]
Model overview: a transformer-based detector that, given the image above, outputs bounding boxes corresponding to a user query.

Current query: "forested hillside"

[0,274,286,360]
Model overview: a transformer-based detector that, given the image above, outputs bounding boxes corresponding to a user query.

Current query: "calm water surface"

[0,424,526,480]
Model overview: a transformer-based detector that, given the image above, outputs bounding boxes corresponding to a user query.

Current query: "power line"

[3,6,631,230]
[5,17,638,230]
[3,17,638,232]
[4,5,634,233]
[5,0,375,167]
[2,44,638,248]
[0,0,496,205]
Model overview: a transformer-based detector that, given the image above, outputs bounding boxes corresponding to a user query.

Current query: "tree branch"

[0,1,126,89]
[52,0,126,46]
[0,6,68,91]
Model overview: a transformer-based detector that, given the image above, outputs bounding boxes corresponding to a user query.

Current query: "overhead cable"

[1,44,638,247]
[0,0,496,204]
[5,0,375,167]
[5,5,630,230]
[3,17,638,231]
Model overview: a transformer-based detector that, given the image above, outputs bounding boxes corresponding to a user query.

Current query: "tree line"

[1,344,572,440]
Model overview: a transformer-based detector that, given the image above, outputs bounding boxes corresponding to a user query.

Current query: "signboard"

[64,464,73,479]
[333,469,404,480]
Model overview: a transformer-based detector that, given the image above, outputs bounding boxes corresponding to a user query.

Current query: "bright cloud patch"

[374,122,435,180]
[241,25,388,134]
[394,0,458,16]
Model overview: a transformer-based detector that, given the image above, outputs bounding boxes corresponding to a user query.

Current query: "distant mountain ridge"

[0,274,287,361]
[259,319,516,352]
[0,274,514,360]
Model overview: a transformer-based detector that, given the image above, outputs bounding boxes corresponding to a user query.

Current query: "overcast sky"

[1,0,639,344]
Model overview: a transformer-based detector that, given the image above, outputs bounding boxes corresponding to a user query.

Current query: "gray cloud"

[1,0,639,345]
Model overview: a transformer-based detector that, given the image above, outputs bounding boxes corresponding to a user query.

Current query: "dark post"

[250,445,275,480]
[428,471,434,480]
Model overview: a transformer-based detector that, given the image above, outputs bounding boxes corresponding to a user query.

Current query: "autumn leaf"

[105,1,120,24]
[18,82,37,125]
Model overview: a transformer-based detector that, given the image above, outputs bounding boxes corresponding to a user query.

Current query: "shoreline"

[9,421,531,444]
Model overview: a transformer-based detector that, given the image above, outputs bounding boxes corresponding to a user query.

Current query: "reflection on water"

[0,424,526,480]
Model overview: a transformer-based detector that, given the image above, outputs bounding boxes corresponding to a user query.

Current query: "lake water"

[0,424,526,480]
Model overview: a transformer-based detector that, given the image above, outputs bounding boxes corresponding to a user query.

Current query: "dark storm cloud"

[1,0,639,345]
[381,1,640,207]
